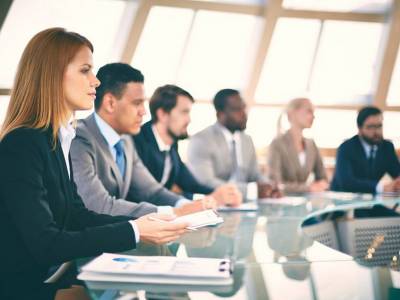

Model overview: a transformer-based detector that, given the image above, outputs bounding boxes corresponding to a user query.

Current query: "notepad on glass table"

[172,209,224,230]
[218,202,258,212]
[258,196,306,206]
[78,253,233,286]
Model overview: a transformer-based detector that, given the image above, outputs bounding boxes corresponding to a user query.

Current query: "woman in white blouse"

[267,98,328,194]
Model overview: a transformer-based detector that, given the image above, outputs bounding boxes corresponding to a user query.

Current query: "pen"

[148,216,197,231]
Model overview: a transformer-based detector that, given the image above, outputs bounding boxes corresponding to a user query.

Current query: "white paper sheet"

[171,209,224,229]
[78,253,232,285]
[218,202,258,211]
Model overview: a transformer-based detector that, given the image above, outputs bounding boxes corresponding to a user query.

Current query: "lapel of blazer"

[143,122,167,181]
[121,135,133,198]
[49,132,71,227]
[374,143,384,174]
[238,131,249,175]
[169,143,180,183]
[303,138,314,179]
[354,136,370,171]
[85,114,124,197]
[212,124,234,174]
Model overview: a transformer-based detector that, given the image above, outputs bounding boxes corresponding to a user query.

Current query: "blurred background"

[1,0,400,174]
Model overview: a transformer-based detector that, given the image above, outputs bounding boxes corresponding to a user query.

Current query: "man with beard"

[133,84,242,207]
[331,106,400,194]
[71,63,214,219]
[187,89,281,199]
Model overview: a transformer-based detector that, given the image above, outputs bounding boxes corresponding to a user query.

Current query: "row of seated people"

[266,99,400,195]
[106,79,400,199]
[1,27,399,300]
[0,28,242,300]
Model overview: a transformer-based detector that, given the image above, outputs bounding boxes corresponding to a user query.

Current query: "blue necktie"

[114,140,126,177]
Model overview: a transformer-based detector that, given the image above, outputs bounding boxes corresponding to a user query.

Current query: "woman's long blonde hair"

[276,97,310,136]
[0,27,93,143]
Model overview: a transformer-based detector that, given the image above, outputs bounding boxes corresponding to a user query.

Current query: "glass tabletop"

[79,192,400,300]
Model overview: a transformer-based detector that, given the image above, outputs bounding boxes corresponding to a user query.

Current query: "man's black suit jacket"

[133,121,213,197]
[331,135,400,194]
[0,127,136,300]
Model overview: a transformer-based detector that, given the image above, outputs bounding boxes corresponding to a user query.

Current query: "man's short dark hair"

[94,63,144,111]
[213,89,240,112]
[149,84,194,122]
[357,106,382,128]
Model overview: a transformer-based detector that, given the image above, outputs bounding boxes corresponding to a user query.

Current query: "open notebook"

[172,209,224,230]
[78,253,233,286]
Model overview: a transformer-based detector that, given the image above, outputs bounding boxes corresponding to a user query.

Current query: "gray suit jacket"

[187,123,265,196]
[267,131,327,193]
[70,114,181,218]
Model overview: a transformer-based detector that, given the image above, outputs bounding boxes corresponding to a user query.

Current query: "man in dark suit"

[331,106,400,194]
[133,84,242,206]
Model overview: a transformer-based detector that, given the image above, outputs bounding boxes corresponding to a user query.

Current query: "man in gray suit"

[71,63,213,218]
[187,89,280,199]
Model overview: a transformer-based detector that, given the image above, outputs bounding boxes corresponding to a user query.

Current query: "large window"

[256,19,383,105]
[387,46,400,106]
[0,0,131,88]
[177,10,261,99]
[383,111,400,148]
[283,0,392,13]
[255,18,321,103]
[133,6,262,98]
[309,21,383,105]
[132,6,194,95]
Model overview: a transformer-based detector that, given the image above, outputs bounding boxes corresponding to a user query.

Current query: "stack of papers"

[218,202,258,212]
[172,209,224,230]
[78,253,233,286]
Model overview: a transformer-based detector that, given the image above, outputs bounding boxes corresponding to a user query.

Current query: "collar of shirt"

[152,124,171,152]
[217,122,241,148]
[58,121,76,178]
[94,113,121,149]
[359,136,378,158]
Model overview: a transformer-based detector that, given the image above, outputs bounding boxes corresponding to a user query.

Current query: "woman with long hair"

[0,28,187,300]
[267,98,328,194]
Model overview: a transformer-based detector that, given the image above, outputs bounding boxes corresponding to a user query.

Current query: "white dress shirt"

[151,124,192,207]
[298,151,306,167]
[218,123,243,168]
[217,123,258,199]
[59,122,76,179]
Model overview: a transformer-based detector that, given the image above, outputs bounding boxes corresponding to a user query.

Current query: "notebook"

[172,209,224,230]
[218,202,258,212]
[78,253,232,286]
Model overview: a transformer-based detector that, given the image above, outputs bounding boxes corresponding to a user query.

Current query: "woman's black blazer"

[0,127,136,299]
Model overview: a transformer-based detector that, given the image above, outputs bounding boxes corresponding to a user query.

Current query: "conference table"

[80,192,400,300]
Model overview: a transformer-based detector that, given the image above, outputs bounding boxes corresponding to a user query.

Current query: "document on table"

[218,202,258,212]
[78,253,233,285]
[258,196,306,206]
[314,191,373,201]
[171,209,224,230]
